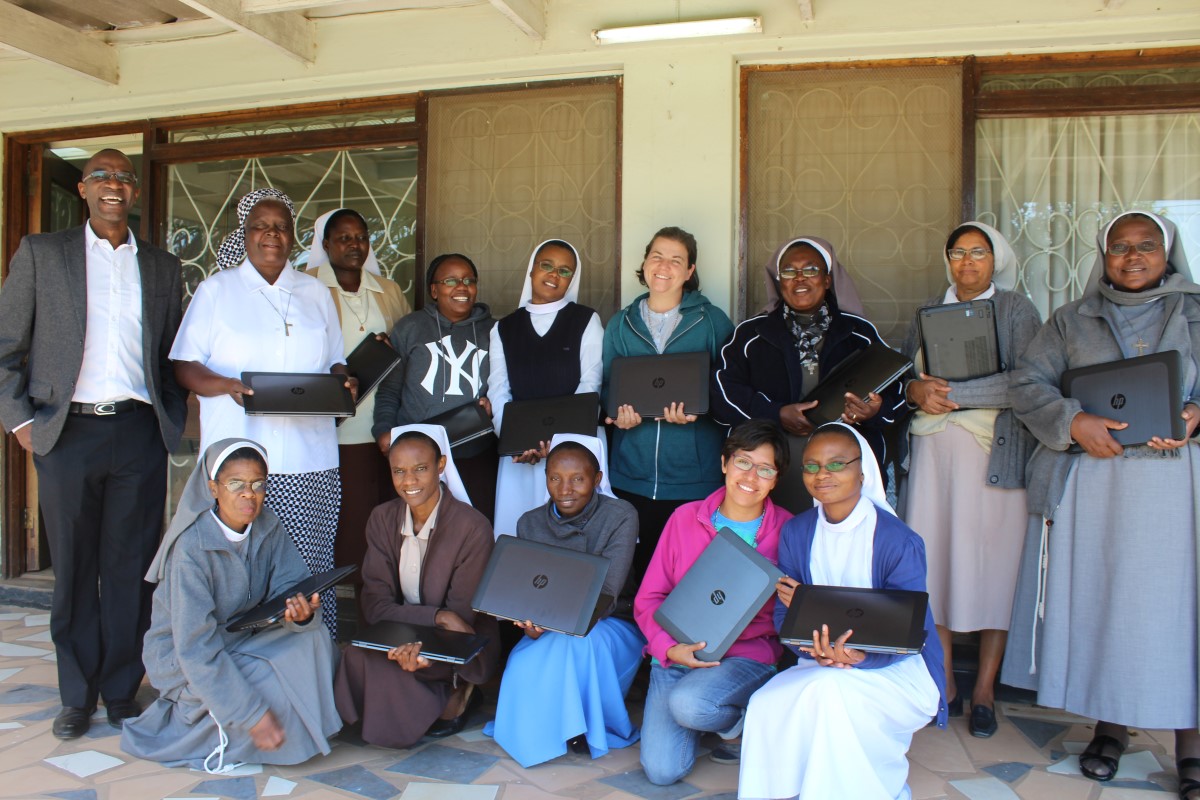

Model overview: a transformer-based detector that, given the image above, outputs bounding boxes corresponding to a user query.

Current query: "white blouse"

[811,495,877,588]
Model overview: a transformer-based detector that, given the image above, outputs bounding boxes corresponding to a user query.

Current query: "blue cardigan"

[775,506,948,728]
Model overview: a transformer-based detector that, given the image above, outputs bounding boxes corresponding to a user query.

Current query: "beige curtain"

[425,82,619,320]
[976,113,1200,318]
[745,65,963,341]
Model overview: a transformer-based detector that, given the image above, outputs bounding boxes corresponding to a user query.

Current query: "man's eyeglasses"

[83,170,138,186]
[220,479,266,493]
[537,261,576,279]
[779,265,824,280]
[432,277,478,288]
[1106,240,1162,257]
[947,247,992,261]
[800,457,862,474]
[730,455,779,480]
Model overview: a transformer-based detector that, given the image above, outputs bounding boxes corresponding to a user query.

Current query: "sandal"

[1079,733,1127,782]
[1178,756,1200,799]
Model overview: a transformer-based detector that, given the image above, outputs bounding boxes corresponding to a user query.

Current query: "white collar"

[209,509,252,543]
[817,495,874,534]
[316,262,382,295]
[944,282,996,304]
[238,258,297,294]
[85,221,137,253]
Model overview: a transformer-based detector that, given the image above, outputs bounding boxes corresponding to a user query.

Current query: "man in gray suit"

[0,149,186,739]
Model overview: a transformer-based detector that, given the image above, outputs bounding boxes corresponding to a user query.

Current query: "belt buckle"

[93,402,117,416]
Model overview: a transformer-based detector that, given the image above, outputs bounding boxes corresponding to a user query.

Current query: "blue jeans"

[639,657,776,785]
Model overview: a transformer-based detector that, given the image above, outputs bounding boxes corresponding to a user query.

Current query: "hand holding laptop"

[283,592,320,625]
[839,391,883,425]
[666,641,719,669]
[1150,403,1200,450]
[906,372,959,415]
[512,440,550,465]
[803,623,866,669]
[513,620,546,640]
[1069,412,1128,458]
[606,401,697,428]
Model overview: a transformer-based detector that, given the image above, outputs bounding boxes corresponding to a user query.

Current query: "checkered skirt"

[266,468,341,640]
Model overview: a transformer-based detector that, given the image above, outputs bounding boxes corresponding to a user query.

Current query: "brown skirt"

[333,644,454,749]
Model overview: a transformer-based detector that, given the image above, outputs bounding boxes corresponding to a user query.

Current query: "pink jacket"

[634,488,792,666]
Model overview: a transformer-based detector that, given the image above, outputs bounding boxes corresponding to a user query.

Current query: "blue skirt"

[485,617,645,767]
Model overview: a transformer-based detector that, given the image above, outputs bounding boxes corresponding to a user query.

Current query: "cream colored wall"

[1,0,1199,313]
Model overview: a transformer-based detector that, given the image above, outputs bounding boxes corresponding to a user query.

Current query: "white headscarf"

[942,221,1018,293]
[811,422,895,517]
[539,432,615,504]
[762,236,865,316]
[518,239,583,314]
[389,424,470,503]
[307,208,383,276]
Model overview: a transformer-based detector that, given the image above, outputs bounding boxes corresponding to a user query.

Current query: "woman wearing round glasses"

[633,420,792,785]
[1002,211,1200,791]
[712,237,904,511]
[488,240,605,537]
[372,254,498,520]
[897,221,1042,737]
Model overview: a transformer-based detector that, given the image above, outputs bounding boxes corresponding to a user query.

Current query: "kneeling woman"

[121,439,341,771]
[739,424,946,800]
[485,435,643,767]
[334,425,500,748]
[634,420,793,786]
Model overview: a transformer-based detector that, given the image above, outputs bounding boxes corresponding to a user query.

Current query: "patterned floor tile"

[385,743,499,783]
[47,790,99,800]
[1047,750,1164,783]
[1007,717,1069,750]
[263,775,298,796]
[950,776,1022,800]
[983,763,1035,783]
[44,751,124,778]
[597,769,701,799]
[307,764,401,800]
[190,776,257,800]
[0,683,58,705]
[398,784,498,800]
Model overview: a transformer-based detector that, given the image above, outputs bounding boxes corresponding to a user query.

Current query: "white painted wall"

[1,0,1198,312]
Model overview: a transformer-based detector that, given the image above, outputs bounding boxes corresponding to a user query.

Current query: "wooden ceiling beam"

[488,0,544,39]
[174,0,314,63]
[0,0,118,84]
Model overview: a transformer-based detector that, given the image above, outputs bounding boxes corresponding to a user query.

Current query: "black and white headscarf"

[215,188,297,270]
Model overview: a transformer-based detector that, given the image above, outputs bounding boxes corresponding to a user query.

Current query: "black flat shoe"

[425,686,483,739]
[968,704,998,738]
[52,706,93,740]
[1079,732,1127,782]
[1178,756,1200,800]
[947,694,964,718]
[106,699,142,729]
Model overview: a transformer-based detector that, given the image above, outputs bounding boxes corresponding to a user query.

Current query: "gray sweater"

[1012,287,1200,517]
[899,289,1043,489]
[516,492,639,614]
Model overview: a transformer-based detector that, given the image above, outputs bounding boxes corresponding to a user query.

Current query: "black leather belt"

[68,399,146,416]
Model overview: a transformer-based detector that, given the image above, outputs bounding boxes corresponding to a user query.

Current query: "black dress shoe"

[946,694,964,718]
[425,687,483,739]
[52,706,93,740]
[969,704,998,738]
[106,699,142,729]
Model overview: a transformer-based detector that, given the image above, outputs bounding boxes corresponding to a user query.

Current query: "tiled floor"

[0,604,1182,799]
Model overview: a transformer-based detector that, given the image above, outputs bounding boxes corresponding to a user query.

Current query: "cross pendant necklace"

[260,291,293,337]
[1134,338,1148,356]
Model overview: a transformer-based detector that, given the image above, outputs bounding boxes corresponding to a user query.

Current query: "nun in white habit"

[738,423,947,800]
[489,239,605,537]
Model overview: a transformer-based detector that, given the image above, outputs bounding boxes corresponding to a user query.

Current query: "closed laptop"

[351,621,489,665]
[345,333,402,406]
[472,536,610,637]
[779,584,928,655]
[424,401,496,453]
[1062,350,1184,449]
[917,299,1001,381]
[606,352,711,419]
[653,527,783,662]
[800,344,912,426]
[497,392,599,457]
[241,372,355,417]
[226,564,357,632]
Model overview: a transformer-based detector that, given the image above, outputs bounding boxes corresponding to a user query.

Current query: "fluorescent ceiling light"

[592,16,762,46]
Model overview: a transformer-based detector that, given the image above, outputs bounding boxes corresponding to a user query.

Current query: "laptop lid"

[424,401,496,453]
[606,352,711,419]
[1062,350,1185,449]
[779,584,928,655]
[800,344,912,426]
[241,372,355,417]
[653,527,783,662]
[345,334,402,407]
[351,621,489,665]
[497,392,599,457]
[471,536,610,637]
[917,299,1001,381]
[226,564,357,632]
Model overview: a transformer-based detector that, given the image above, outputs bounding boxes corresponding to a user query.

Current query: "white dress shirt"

[170,260,345,474]
[73,222,150,405]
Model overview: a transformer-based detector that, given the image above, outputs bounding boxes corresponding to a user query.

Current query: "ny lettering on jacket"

[420,335,488,397]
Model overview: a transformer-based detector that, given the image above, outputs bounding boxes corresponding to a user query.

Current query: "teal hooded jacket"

[602,291,734,500]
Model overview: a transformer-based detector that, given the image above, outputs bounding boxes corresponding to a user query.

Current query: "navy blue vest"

[497,302,594,400]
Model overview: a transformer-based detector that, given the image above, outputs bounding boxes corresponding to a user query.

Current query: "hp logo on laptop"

[710,590,725,605]
[291,387,305,395]
[1110,393,1126,410]
[532,574,549,589]
[652,377,666,388]
[846,607,864,619]
[541,416,555,426]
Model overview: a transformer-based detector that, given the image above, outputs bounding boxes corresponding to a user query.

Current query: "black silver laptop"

[497,392,599,457]
[780,584,928,655]
[241,372,355,417]
[424,401,496,453]
[606,352,711,418]
[917,299,1001,381]
[653,527,783,662]
[226,565,357,632]
[471,536,611,637]
[1062,350,1185,450]
[800,344,912,426]
[345,334,402,406]
[351,621,489,665]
